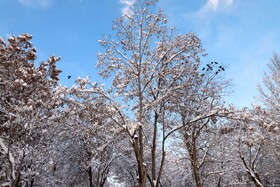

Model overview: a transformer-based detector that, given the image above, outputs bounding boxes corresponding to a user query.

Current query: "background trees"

[256,53,280,186]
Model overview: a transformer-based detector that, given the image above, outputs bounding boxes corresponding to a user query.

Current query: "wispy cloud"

[185,0,235,41]
[206,0,219,11]
[197,0,234,15]
[18,0,53,8]
[119,0,135,16]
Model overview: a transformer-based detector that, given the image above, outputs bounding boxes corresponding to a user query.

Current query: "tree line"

[0,0,280,186]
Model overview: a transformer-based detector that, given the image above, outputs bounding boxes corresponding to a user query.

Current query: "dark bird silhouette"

[202,67,205,71]
[67,76,71,79]
[215,61,218,64]
[206,64,213,71]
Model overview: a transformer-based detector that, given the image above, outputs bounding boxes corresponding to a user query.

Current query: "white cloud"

[18,0,53,8]
[188,0,235,40]
[119,0,135,16]
[199,0,234,13]
[207,0,219,11]
[225,0,234,6]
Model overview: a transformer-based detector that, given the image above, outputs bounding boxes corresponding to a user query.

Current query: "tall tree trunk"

[88,166,93,187]
[151,112,159,183]
[185,134,202,187]
[135,66,147,187]
[132,130,147,187]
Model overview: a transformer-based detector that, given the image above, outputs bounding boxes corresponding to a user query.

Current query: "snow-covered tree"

[259,53,280,112]
[62,77,126,187]
[97,0,230,186]
[0,33,63,186]
[214,105,280,187]
[255,53,280,186]
[168,61,230,187]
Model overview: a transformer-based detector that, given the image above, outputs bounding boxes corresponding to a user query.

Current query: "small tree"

[258,53,280,111]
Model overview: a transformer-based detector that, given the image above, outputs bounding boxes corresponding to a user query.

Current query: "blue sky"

[1,0,280,107]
